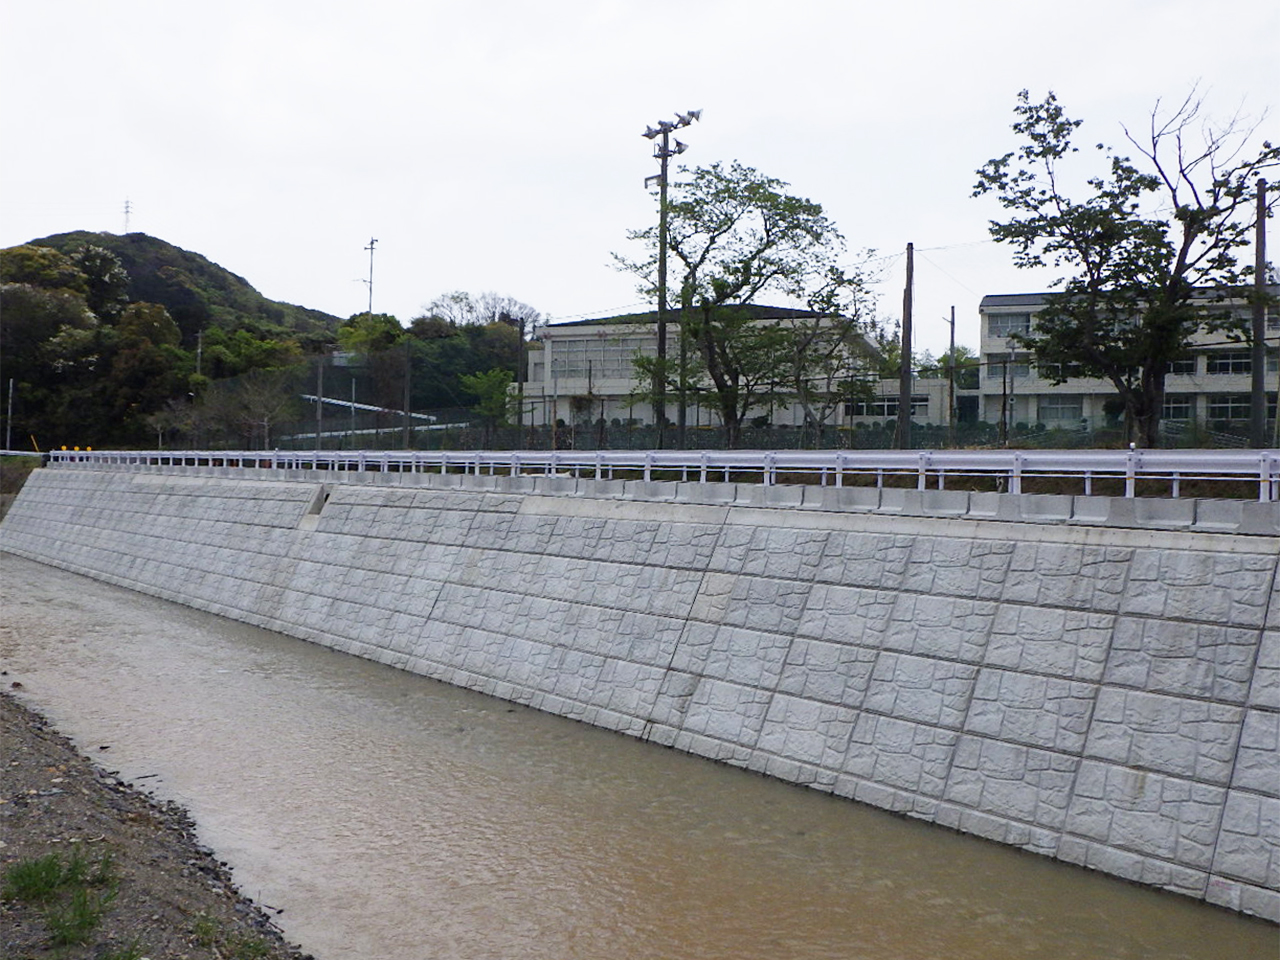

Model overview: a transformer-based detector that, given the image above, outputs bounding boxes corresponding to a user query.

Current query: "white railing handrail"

[26,447,1280,502]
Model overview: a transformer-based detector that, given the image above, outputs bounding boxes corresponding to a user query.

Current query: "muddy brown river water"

[1,554,1274,959]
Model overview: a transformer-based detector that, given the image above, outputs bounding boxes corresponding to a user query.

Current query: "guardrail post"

[1010,452,1023,496]
[643,452,653,482]
[1125,449,1137,498]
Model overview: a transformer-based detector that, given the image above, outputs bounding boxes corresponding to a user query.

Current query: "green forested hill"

[31,231,340,346]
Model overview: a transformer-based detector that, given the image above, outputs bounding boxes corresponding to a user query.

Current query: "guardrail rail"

[20,447,1280,502]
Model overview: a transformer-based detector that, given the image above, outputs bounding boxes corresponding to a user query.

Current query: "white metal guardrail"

[20,447,1280,502]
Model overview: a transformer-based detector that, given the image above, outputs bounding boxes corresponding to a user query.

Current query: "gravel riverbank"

[0,690,315,960]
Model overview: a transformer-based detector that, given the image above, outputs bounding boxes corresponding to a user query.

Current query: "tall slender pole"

[895,243,914,449]
[656,129,670,449]
[947,305,956,449]
[316,354,324,451]
[1250,179,1268,448]
[364,238,377,316]
[643,111,700,449]
[402,338,412,450]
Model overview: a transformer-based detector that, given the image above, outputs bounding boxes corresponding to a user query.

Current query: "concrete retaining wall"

[2,466,1277,919]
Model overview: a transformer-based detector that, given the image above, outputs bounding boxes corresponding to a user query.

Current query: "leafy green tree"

[620,161,864,447]
[459,367,513,446]
[0,245,88,294]
[117,302,181,348]
[974,89,1278,447]
[71,245,130,322]
[337,312,404,353]
[918,345,980,390]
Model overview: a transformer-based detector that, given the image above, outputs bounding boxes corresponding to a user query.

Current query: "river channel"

[1,554,1274,959]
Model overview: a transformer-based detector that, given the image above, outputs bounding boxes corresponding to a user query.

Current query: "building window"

[1166,357,1197,375]
[548,336,655,380]
[845,395,929,417]
[1162,396,1195,421]
[1037,395,1083,421]
[1036,361,1084,380]
[986,354,1031,381]
[1206,352,1251,375]
[988,313,1031,338]
[1207,395,1251,421]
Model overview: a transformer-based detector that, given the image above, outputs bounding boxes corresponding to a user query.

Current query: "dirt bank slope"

[0,691,314,960]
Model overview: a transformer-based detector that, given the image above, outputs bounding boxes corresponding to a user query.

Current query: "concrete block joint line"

[1,465,1277,922]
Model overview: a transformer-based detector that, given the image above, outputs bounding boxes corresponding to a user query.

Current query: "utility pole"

[364,237,378,316]
[402,338,412,450]
[947,305,956,449]
[316,353,324,451]
[895,242,914,449]
[1251,180,1268,448]
[643,110,700,449]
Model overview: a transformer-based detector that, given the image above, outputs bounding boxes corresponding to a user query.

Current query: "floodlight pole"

[643,110,699,448]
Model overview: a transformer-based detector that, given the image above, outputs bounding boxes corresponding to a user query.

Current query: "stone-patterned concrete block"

[984,606,1114,681]
[1066,761,1225,870]
[965,669,1096,753]
[1002,542,1132,611]
[1105,618,1259,703]
[863,653,977,728]
[1122,549,1275,627]
[1213,791,1280,890]
[899,535,1013,601]
[669,624,792,689]
[882,594,996,663]
[647,521,730,570]
[944,735,1079,830]
[680,678,771,746]
[1085,688,1244,784]
[1250,629,1280,710]
[1233,709,1280,796]
[795,583,895,647]
[754,694,857,770]
[816,531,915,590]
[842,714,959,797]
[776,637,879,706]
[689,571,810,635]
[709,524,830,579]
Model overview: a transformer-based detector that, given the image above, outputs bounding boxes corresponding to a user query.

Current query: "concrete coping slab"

[1192,499,1245,532]
[674,482,739,504]
[1130,497,1197,528]
[1017,494,1075,522]
[623,480,679,501]
[913,489,972,517]
[578,479,630,499]
[533,476,580,496]
[735,485,805,508]
[1238,501,1280,536]
[494,475,538,494]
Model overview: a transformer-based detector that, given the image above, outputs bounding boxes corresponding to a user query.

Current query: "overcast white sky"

[2,0,1276,355]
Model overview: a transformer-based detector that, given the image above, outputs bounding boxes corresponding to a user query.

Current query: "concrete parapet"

[2,467,1276,920]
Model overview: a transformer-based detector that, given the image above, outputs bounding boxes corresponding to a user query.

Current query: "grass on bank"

[2,845,120,946]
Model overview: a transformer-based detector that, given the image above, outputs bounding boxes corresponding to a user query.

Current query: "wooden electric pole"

[1250,179,1268,448]
[895,243,914,449]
